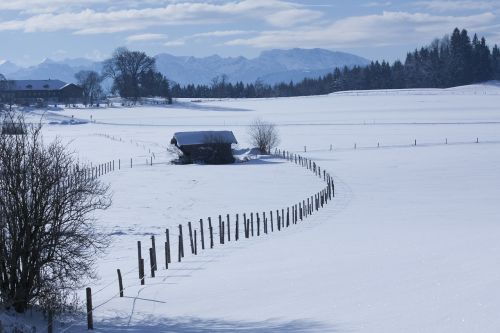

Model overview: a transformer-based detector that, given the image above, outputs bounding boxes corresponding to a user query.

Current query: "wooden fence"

[82,148,335,330]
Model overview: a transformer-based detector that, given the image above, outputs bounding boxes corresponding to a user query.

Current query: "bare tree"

[248,119,280,154]
[75,70,103,106]
[0,74,15,111]
[0,113,111,314]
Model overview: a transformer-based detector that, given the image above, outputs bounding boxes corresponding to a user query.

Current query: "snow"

[173,130,238,146]
[4,82,500,332]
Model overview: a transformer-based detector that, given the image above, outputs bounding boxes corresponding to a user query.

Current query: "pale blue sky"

[0,0,499,66]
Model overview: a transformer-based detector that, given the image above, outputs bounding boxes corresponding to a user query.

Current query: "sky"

[0,0,499,66]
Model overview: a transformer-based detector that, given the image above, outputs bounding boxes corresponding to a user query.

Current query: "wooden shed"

[171,131,238,164]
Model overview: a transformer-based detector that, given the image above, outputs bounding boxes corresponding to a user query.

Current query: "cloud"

[126,33,168,42]
[363,2,392,8]
[0,0,324,34]
[164,40,186,47]
[265,8,323,28]
[415,1,498,12]
[162,29,253,48]
[190,30,254,38]
[225,11,496,49]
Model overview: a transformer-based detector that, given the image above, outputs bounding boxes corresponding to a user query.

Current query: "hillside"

[4,83,498,332]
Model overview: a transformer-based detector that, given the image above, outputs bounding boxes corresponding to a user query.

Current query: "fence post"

[149,248,155,277]
[188,222,194,254]
[286,208,290,227]
[263,212,267,234]
[119,159,121,170]
[86,287,93,330]
[179,225,184,258]
[208,217,214,248]
[151,235,157,271]
[270,211,274,232]
[221,220,225,244]
[139,259,145,284]
[48,309,53,333]
[243,213,248,238]
[137,241,142,279]
[165,242,169,269]
[199,219,205,250]
[165,229,171,263]
[276,210,281,231]
[178,235,182,262]
[250,213,254,237]
[236,214,239,241]
[256,213,260,236]
[194,230,198,255]
[117,269,124,297]
[130,158,133,168]
[227,214,231,242]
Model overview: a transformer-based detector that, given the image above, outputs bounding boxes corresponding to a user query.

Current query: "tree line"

[171,28,500,99]
[75,47,172,106]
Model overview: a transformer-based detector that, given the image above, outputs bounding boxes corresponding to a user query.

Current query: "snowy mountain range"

[0,48,370,86]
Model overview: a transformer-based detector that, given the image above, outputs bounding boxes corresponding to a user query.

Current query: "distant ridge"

[1,48,370,86]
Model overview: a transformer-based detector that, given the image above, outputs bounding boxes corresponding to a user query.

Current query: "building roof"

[3,79,68,91]
[173,131,238,146]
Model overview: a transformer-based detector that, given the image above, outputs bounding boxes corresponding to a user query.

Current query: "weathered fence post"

[286,207,290,227]
[151,235,157,272]
[208,217,214,248]
[47,309,54,333]
[165,242,169,269]
[270,211,274,232]
[137,241,142,278]
[221,220,225,244]
[130,158,133,168]
[236,214,239,241]
[227,214,231,242]
[117,269,124,297]
[194,230,198,255]
[178,235,182,262]
[119,159,121,170]
[282,209,285,228]
[263,212,267,234]
[149,248,155,277]
[179,225,184,258]
[165,229,171,264]
[86,287,93,330]
[199,219,205,250]
[188,222,194,254]
[256,213,260,236]
[250,213,254,237]
[276,209,281,231]
[243,213,248,238]
[139,259,145,284]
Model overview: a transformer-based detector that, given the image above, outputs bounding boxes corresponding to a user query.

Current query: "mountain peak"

[3,48,370,86]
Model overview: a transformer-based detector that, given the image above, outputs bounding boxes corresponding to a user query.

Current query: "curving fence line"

[75,148,335,331]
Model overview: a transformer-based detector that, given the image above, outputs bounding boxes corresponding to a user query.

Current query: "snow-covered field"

[4,82,500,332]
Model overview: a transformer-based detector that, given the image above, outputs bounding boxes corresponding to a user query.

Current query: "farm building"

[0,79,83,106]
[171,131,238,164]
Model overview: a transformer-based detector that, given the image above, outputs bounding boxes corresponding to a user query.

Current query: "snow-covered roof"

[3,79,67,91]
[173,131,238,146]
